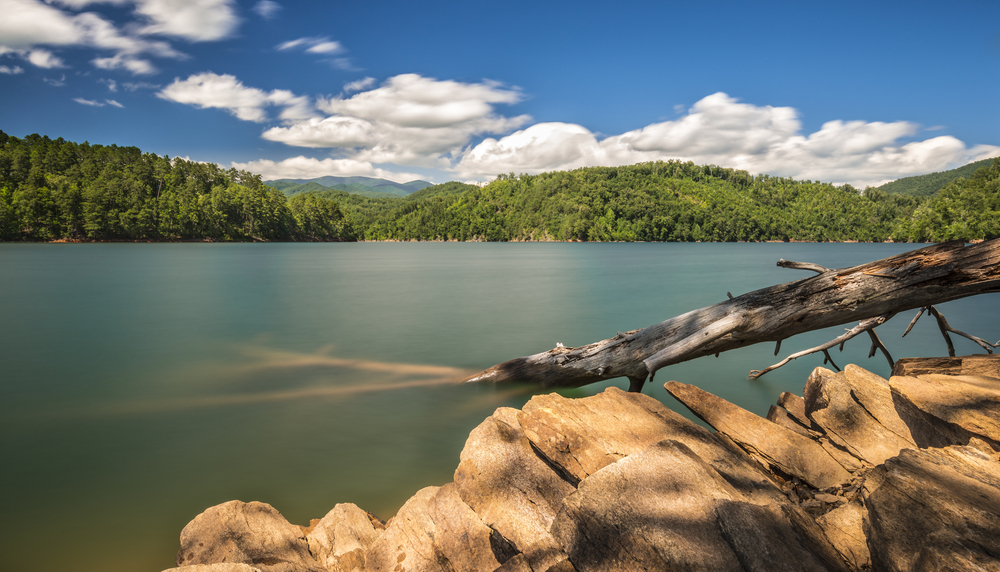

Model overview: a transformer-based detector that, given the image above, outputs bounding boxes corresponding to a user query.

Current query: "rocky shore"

[165,355,1000,572]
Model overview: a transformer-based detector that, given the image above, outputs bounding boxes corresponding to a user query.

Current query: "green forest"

[2,130,998,243]
[0,131,354,241]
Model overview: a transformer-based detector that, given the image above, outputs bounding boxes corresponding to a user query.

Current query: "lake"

[1,242,996,572]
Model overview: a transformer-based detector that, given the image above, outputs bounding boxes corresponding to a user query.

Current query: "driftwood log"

[463,239,1000,392]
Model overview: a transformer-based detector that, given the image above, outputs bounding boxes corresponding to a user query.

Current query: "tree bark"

[463,239,1000,391]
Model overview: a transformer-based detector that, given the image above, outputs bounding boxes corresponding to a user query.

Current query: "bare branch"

[927,305,997,355]
[902,306,927,338]
[867,328,895,369]
[748,315,892,379]
[776,259,830,274]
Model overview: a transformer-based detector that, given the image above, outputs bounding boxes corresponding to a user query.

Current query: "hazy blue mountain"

[877,157,996,197]
[265,176,433,198]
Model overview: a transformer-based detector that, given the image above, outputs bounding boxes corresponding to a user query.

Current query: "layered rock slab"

[550,439,847,572]
[454,407,574,551]
[665,380,851,489]
[863,442,1000,572]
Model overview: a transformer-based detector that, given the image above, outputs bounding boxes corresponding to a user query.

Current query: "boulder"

[665,380,851,489]
[175,501,324,572]
[363,484,506,572]
[306,503,384,572]
[518,387,785,506]
[454,407,574,551]
[815,501,870,571]
[802,367,915,466]
[550,439,847,572]
[863,443,1000,572]
[890,372,1000,447]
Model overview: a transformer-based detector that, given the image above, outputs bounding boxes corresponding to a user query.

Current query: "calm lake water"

[1,242,996,572]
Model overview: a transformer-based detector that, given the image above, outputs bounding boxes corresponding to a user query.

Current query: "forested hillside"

[877,157,996,197]
[0,131,355,241]
[2,131,997,243]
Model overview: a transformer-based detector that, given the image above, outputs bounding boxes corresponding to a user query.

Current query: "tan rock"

[163,565,263,572]
[892,354,1000,377]
[665,380,851,489]
[777,391,813,428]
[363,484,504,572]
[175,501,324,572]
[518,387,786,506]
[815,501,870,571]
[863,444,1000,572]
[890,372,1000,446]
[804,367,916,465]
[842,365,915,444]
[453,407,574,551]
[551,439,847,572]
[306,503,383,572]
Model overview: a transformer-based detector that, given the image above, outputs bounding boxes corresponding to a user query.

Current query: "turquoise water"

[1,242,996,572]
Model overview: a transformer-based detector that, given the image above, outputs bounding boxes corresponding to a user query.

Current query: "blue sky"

[1,0,998,186]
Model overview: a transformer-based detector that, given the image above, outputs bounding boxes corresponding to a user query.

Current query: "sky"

[1,0,998,187]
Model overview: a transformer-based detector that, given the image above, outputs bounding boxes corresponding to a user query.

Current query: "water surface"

[1,242,995,572]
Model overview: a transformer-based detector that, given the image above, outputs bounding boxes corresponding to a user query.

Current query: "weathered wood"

[463,239,1000,391]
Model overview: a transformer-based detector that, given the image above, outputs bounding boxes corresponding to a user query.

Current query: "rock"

[306,503,383,572]
[454,407,574,551]
[803,367,916,466]
[767,404,819,438]
[815,501,870,571]
[777,391,813,428]
[550,439,847,572]
[163,565,263,572]
[493,538,577,572]
[175,501,324,572]
[518,387,786,506]
[363,484,505,572]
[892,354,1000,377]
[665,380,851,489]
[890,372,1000,447]
[863,443,1000,572]
[842,365,915,444]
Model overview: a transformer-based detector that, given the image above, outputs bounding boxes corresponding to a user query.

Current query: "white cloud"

[260,74,529,167]
[43,73,65,86]
[26,48,65,68]
[0,64,24,73]
[454,92,1000,186]
[99,77,117,90]
[305,41,342,55]
[74,97,104,105]
[277,36,326,51]
[121,80,158,90]
[157,71,317,123]
[0,0,234,75]
[231,156,425,184]
[252,0,280,19]
[343,77,375,93]
[105,98,123,107]
[93,53,156,74]
[133,0,239,42]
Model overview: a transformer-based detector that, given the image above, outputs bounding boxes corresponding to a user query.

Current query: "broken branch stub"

[463,239,1000,391]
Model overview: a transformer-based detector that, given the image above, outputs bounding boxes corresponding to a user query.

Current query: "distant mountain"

[877,157,996,197]
[265,176,433,199]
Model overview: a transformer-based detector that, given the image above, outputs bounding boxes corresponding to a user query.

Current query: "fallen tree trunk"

[463,239,1000,392]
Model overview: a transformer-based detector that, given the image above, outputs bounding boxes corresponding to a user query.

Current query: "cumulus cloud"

[0,64,24,74]
[132,0,238,42]
[157,71,317,123]
[0,0,236,75]
[454,92,1000,186]
[230,156,425,184]
[259,74,529,167]
[252,0,281,19]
